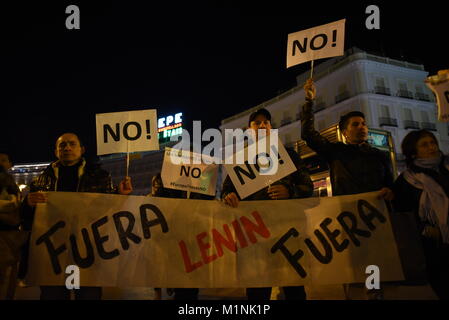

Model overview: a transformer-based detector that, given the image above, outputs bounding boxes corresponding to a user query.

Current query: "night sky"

[1,1,447,163]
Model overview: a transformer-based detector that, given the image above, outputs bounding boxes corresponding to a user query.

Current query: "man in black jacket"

[21,132,133,300]
[222,108,313,300]
[300,79,394,299]
[300,79,394,199]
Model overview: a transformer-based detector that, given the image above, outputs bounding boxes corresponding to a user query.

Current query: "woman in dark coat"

[393,129,449,299]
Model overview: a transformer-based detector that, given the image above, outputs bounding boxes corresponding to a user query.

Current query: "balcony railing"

[313,102,326,113]
[281,118,293,127]
[335,91,350,104]
[421,122,437,131]
[374,86,391,96]
[415,92,431,101]
[404,120,420,129]
[397,90,414,99]
[379,117,398,127]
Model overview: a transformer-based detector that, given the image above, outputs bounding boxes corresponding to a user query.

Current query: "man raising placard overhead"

[300,79,395,299]
[425,69,449,122]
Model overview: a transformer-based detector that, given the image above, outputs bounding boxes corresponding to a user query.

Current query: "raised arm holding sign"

[425,69,449,122]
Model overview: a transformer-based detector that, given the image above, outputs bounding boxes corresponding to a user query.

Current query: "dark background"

[1,1,446,163]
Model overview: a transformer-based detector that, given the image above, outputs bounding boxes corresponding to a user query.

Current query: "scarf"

[413,153,443,172]
[404,155,449,243]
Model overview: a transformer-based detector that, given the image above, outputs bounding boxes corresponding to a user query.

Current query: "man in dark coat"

[221,108,314,300]
[300,79,394,299]
[300,79,394,198]
[20,132,133,300]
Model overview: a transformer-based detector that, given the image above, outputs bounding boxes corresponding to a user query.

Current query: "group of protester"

[0,79,448,300]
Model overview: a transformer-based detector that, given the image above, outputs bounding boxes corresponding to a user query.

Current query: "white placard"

[96,109,159,155]
[161,148,218,196]
[223,138,296,199]
[287,19,346,68]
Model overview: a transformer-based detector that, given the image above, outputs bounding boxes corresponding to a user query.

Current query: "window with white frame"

[318,119,326,131]
[399,81,408,91]
[403,108,413,120]
[421,110,430,123]
[381,105,391,118]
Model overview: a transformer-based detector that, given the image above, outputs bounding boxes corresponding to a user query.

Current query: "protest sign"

[96,109,159,155]
[26,191,404,288]
[161,148,218,196]
[223,138,296,199]
[287,19,346,68]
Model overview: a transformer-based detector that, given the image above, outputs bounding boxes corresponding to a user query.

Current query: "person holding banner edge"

[0,151,26,300]
[301,78,394,199]
[300,79,394,299]
[20,133,133,300]
[392,130,449,300]
[151,172,215,300]
[222,108,314,300]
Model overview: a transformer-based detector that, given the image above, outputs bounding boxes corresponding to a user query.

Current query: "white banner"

[161,148,218,196]
[96,109,159,155]
[26,191,404,288]
[223,138,296,199]
[287,19,346,68]
[426,72,449,122]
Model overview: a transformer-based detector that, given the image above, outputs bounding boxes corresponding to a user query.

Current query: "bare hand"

[119,176,133,195]
[304,78,316,101]
[27,192,48,207]
[0,195,19,212]
[377,187,394,201]
[223,192,240,208]
[268,185,290,200]
[423,225,441,241]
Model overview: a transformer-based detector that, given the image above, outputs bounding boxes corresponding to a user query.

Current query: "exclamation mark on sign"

[271,145,284,164]
[331,30,337,47]
[146,120,151,139]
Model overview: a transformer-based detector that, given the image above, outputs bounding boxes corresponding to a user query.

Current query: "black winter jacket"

[392,159,449,234]
[21,159,115,231]
[300,99,393,196]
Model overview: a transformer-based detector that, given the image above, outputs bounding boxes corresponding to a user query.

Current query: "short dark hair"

[55,133,84,148]
[248,108,272,126]
[0,151,11,163]
[401,129,439,167]
[338,111,365,131]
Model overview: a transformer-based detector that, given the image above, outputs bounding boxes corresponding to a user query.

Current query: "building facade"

[99,150,165,196]
[220,47,449,174]
[9,162,51,193]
